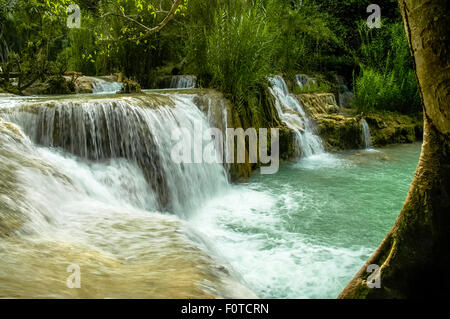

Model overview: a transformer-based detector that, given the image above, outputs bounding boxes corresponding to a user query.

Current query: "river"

[0,85,421,298]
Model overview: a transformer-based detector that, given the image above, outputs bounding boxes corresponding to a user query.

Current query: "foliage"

[204,7,276,105]
[292,80,331,94]
[0,0,422,115]
[0,0,75,91]
[354,22,421,114]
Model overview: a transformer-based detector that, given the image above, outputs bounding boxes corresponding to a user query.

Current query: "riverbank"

[0,75,423,183]
[0,82,424,299]
[298,93,423,151]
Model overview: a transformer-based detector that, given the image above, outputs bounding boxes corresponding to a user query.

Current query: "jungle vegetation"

[0,0,421,114]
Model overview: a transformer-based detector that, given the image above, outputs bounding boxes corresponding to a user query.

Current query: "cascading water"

[0,89,421,299]
[338,93,344,108]
[1,94,228,215]
[295,74,316,90]
[0,93,254,298]
[87,76,123,94]
[268,75,324,157]
[360,119,373,149]
[170,75,197,89]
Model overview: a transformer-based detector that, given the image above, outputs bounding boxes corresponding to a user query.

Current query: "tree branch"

[102,0,183,41]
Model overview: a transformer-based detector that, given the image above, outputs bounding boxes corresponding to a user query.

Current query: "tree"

[0,0,74,93]
[339,0,450,298]
[99,0,187,41]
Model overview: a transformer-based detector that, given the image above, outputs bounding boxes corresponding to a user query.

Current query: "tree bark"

[339,0,449,299]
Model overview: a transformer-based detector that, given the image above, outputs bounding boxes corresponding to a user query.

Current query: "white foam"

[294,153,352,170]
[189,185,371,298]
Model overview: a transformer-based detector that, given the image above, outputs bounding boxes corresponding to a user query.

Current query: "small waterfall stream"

[295,74,316,90]
[268,75,324,157]
[361,119,373,149]
[170,75,197,89]
[88,77,123,94]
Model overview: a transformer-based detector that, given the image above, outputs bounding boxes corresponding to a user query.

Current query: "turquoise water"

[190,143,422,298]
[0,92,423,298]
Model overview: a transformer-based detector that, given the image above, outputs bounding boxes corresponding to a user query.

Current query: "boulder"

[72,76,94,93]
[119,78,142,94]
[23,76,75,95]
[297,93,422,150]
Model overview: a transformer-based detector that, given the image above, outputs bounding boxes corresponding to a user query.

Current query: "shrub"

[354,22,421,114]
[204,7,277,106]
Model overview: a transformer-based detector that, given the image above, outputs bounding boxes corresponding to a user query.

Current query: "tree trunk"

[339,0,450,299]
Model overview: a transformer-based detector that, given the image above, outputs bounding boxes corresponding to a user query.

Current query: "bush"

[354,22,421,114]
[292,80,331,94]
[203,7,277,105]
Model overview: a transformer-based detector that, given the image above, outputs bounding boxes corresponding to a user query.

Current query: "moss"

[119,78,142,94]
[279,127,297,160]
[298,93,423,150]
[365,112,423,146]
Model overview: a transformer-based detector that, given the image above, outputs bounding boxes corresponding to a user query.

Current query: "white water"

[88,77,123,94]
[268,76,324,157]
[0,93,261,298]
[361,119,373,149]
[0,115,255,298]
[295,74,316,90]
[1,94,228,215]
[0,91,417,299]
[338,92,344,108]
[170,75,197,89]
[189,164,370,299]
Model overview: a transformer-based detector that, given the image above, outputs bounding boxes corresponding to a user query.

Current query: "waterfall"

[295,74,316,90]
[361,119,373,149]
[0,108,253,298]
[1,93,228,216]
[192,92,231,175]
[88,77,123,94]
[268,75,324,157]
[338,93,344,108]
[170,75,197,89]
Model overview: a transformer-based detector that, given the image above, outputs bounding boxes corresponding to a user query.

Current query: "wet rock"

[23,76,75,95]
[119,78,142,94]
[298,93,423,150]
[364,113,422,145]
[72,76,94,93]
[193,88,287,182]
[297,93,362,150]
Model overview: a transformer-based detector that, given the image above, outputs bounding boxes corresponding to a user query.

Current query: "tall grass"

[204,8,276,106]
[354,22,421,114]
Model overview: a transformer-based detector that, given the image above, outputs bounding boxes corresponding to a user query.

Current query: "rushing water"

[268,76,324,157]
[170,75,197,89]
[361,119,373,149]
[0,91,421,299]
[189,144,421,298]
[0,94,228,214]
[87,77,123,94]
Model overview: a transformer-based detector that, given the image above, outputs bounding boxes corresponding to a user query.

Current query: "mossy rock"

[22,76,75,95]
[315,114,363,150]
[365,113,423,146]
[119,78,142,94]
[279,127,297,159]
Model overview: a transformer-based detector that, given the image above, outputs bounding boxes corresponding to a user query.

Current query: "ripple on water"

[190,143,421,298]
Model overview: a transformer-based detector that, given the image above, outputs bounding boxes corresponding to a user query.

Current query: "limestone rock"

[119,78,142,94]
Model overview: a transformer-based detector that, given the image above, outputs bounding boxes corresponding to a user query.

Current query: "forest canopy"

[0,0,421,114]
